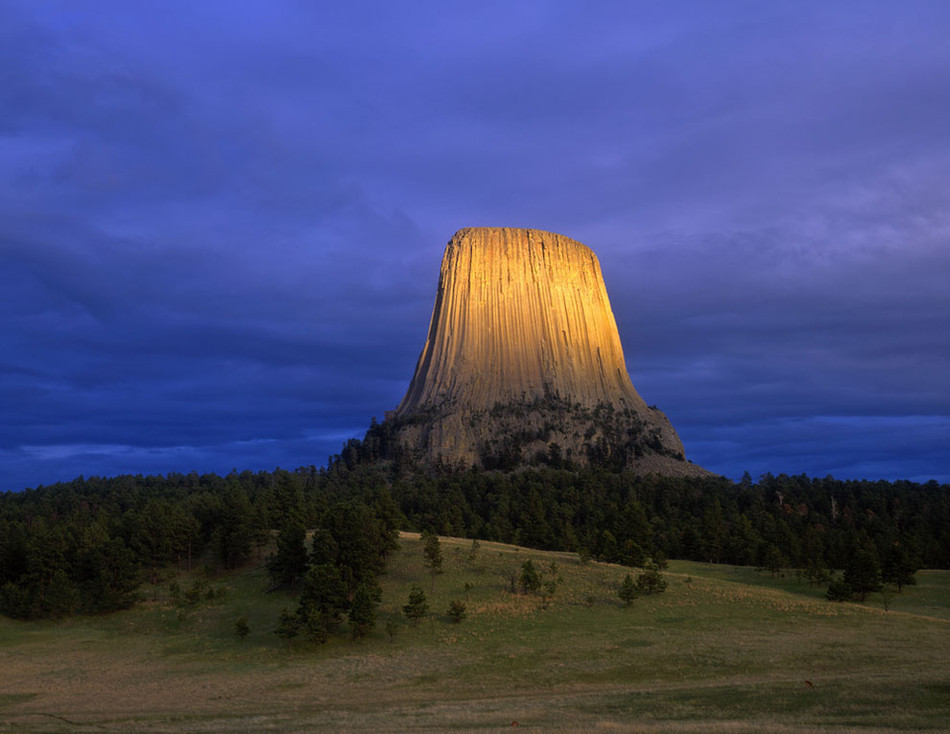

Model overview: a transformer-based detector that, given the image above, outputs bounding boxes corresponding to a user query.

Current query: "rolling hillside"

[2,532,948,732]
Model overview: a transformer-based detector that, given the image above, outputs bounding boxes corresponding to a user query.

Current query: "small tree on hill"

[843,548,882,602]
[598,530,619,563]
[349,582,377,640]
[519,560,541,594]
[234,615,250,641]
[826,575,852,602]
[447,600,467,623]
[403,585,429,624]
[298,563,348,633]
[301,603,329,648]
[622,540,647,568]
[881,542,918,593]
[275,607,300,651]
[619,574,637,607]
[421,531,443,590]
[634,562,668,595]
[881,583,894,612]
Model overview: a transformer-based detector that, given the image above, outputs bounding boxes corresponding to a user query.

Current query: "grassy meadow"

[1,532,948,732]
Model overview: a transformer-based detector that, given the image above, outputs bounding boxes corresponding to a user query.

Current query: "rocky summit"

[381,227,706,475]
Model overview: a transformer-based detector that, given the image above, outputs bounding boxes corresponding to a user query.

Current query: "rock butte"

[387,227,706,475]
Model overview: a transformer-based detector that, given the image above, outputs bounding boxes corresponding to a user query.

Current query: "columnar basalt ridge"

[385,227,704,475]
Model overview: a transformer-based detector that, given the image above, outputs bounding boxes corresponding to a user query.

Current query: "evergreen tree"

[349,582,377,640]
[634,562,668,595]
[421,531,443,590]
[372,487,402,557]
[267,515,309,591]
[422,530,443,573]
[520,488,553,549]
[215,486,254,569]
[403,585,428,623]
[619,573,637,607]
[843,548,882,601]
[826,575,852,602]
[881,541,918,593]
[518,560,541,594]
[328,503,387,593]
[76,535,141,614]
[270,470,306,528]
[725,514,761,566]
[275,607,300,651]
[598,530,620,563]
[621,540,647,568]
[309,527,339,567]
[761,544,784,577]
[297,563,348,633]
[447,600,467,623]
[302,606,329,649]
[702,498,727,563]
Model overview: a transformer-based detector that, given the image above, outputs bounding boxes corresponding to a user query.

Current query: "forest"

[2,447,948,620]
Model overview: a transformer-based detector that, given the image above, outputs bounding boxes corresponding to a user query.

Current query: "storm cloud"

[2,1,948,489]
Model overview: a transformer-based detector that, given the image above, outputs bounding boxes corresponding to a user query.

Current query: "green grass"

[1,533,947,732]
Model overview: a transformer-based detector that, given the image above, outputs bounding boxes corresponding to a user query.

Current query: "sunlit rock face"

[388,227,704,475]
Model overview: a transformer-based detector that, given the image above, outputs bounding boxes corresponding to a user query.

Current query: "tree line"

[2,456,948,619]
[0,468,395,619]
[326,446,948,600]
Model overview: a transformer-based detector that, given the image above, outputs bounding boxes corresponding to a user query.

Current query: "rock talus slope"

[388,227,705,475]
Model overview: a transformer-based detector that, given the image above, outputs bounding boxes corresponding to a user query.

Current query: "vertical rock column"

[397,227,648,415]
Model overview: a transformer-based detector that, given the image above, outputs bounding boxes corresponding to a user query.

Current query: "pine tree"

[825,575,852,602]
[216,486,254,569]
[421,531,443,591]
[403,585,429,623]
[518,560,541,594]
[634,562,668,595]
[843,548,882,601]
[422,531,443,575]
[447,600,467,623]
[267,515,309,591]
[619,574,637,607]
[349,582,377,640]
[275,607,300,651]
[302,606,328,649]
[297,563,348,633]
[881,541,918,593]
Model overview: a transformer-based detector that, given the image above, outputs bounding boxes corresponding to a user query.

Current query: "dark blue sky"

[3,1,949,491]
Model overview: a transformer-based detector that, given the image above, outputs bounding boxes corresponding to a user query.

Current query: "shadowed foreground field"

[1,533,948,732]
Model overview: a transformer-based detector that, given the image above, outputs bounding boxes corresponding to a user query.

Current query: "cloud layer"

[2,1,948,489]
